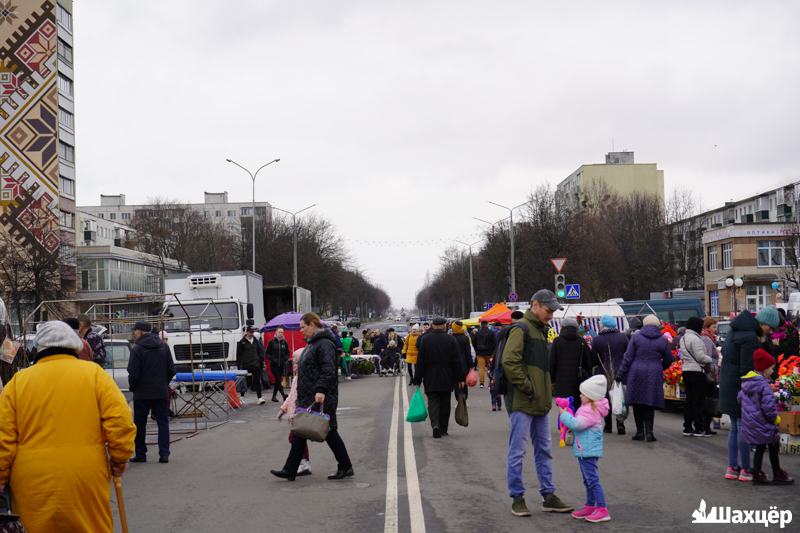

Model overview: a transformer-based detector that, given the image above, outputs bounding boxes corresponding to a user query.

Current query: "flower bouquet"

[773,373,800,411]
[663,358,683,385]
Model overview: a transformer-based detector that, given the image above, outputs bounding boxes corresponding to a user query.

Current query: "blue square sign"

[565,284,580,300]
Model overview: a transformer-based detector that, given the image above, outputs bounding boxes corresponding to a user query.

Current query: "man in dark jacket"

[266,327,290,402]
[474,321,497,388]
[238,327,266,405]
[450,321,472,400]
[413,317,465,438]
[592,315,630,434]
[127,321,175,463]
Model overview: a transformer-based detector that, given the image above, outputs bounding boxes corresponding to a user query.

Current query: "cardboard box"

[778,411,800,436]
[780,433,800,455]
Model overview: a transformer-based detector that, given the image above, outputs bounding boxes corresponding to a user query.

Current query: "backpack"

[475,329,492,353]
[492,323,529,395]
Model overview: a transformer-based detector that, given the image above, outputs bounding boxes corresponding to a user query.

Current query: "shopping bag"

[610,382,626,417]
[455,393,469,427]
[465,368,478,388]
[406,388,428,423]
[225,380,242,409]
[291,403,331,442]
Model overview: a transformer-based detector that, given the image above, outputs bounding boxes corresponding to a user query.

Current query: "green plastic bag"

[406,387,428,423]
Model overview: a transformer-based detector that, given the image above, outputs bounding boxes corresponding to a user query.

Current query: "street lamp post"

[272,204,317,311]
[455,239,482,313]
[225,158,280,273]
[487,201,528,297]
[725,277,744,313]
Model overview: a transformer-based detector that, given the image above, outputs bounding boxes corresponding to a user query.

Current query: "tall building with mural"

[0,0,77,298]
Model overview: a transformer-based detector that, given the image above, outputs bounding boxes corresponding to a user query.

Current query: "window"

[757,240,785,267]
[57,4,72,30]
[121,212,131,220]
[109,213,116,220]
[59,210,74,228]
[58,73,73,96]
[710,290,720,317]
[58,141,74,162]
[58,107,74,129]
[57,38,73,65]
[60,175,75,196]
[240,207,253,216]
[227,210,235,217]
[215,210,222,217]
[746,286,771,313]
[722,243,732,270]
[99,213,104,219]
[707,246,718,271]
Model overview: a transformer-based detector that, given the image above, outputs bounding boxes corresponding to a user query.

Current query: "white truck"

[161,271,265,370]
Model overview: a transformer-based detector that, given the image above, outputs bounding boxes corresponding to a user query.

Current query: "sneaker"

[542,493,574,513]
[346,376,352,380]
[772,469,795,485]
[752,470,770,485]
[571,505,596,520]
[738,469,753,483]
[297,459,312,476]
[257,398,266,405]
[480,384,485,389]
[724,466,741,480]
[511,497,531,517]
[682,430,694,437]
[692,432,707,437]
[585,507,611,523]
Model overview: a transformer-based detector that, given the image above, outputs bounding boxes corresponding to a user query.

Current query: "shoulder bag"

[681,336,715,384]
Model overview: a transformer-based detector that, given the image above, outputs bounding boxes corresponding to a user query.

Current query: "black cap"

[62,317,80,330]
[133,321,152,333]
[432,317,447,325]
[511,310,524,320]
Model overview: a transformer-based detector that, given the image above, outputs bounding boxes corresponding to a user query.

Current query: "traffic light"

[555,274,566,299]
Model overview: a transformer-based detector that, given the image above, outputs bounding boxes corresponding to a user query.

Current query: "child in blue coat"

[559,374,611,523]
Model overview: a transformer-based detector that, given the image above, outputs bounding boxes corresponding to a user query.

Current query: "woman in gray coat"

[679,316,713,437]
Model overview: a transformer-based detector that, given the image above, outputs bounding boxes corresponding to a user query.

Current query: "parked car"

[103,339,132,398]
[389,324,409,335]
[347,317,362,329]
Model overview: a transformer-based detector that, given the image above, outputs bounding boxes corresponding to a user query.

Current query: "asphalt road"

[117,362,800,533]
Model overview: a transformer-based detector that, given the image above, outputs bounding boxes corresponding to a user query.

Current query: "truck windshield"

[162,302,240,332]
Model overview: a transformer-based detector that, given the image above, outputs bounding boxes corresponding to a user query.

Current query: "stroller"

[380,341,402,376]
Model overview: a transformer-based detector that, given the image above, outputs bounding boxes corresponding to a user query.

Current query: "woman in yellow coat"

[0,321,136,533]
[402,324,421,382]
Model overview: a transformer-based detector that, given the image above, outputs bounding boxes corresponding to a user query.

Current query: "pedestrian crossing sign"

[565,284,580,300]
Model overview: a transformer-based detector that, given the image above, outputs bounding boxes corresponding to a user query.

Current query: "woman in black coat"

[271,313,353,481]
[550,318,592,407]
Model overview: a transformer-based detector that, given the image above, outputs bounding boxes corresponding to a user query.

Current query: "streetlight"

[725,277,743,312]
[455,239,482,313]
[487,201,528,296]
[272,203,317,311]
[225,158,280,273]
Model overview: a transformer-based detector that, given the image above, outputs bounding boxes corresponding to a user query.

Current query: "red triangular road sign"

[550,257,567,273]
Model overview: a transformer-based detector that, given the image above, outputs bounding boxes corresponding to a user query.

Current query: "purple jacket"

[617,325,673,409]
[738,372,779,445]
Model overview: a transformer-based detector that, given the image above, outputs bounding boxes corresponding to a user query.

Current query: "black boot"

[645,411,657,442]
[617,421,626,435]
[632,406,644,441]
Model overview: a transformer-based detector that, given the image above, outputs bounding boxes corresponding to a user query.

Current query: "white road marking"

[402,374,426,533]
[384,377,400,533]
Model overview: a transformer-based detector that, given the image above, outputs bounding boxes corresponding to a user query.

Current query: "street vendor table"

[171,370,247,420]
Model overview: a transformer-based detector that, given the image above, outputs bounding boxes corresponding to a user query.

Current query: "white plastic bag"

[610,382,626,417]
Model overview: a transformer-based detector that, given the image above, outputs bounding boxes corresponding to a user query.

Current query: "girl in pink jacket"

[558,375,611,523]
[279,348,311,475]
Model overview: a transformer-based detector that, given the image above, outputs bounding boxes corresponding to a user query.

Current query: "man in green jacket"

[503,289,573,517]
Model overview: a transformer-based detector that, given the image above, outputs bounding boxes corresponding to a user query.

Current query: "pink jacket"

[280,348,306,420]
[559,398,610,458]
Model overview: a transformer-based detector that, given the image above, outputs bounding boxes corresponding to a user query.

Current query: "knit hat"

[755,306,781,329]
[643,314,660,327]
[686,316,704,334]
[600,315,616,329]
[580,374,608,401]
[753,348,776,372]
[561,318,579,329]
[628,317,643,330]
[35,320,83,352]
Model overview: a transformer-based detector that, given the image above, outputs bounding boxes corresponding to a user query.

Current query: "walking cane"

[113,476,129,533]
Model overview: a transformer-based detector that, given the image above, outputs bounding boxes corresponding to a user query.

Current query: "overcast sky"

[74,0,800,309]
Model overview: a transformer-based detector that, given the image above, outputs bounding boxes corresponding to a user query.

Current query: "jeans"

[683,371,706,433]
[284,427,351,476]
[427,391,452,433]
[507,411,555,498]
[578,457,606,508]
[133,399,170,458]
[340,358,351,377]
[728,415,751,470]
[372,356,382,374]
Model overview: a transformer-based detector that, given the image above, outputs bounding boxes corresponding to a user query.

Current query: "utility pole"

[487,201,528,296]
[455,239,482,314]
[272,204,317,311]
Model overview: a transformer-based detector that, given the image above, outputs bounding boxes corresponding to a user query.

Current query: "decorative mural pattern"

[0,0,60,261]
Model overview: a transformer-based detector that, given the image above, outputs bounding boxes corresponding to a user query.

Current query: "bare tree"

[666,188,704,289]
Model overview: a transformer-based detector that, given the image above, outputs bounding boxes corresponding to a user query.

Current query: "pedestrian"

[266,327,290,401]
[700,317,721,433]
[679,316,714,438]
[128,321,176,463]
[412,317,465,438]
[591,315,629,434]
[615,314,673,442]
[63,317,94,361]
[451,321,472,400]
[0,321,136,532]
[341,330,354,379]
[372,329,388,374]
[738,349,794,485]
[271,313,353,481]
[625,317,643,338]
[402,324,421,383]
[559,374,612,523]
[503,290,573,516]
[550,318,593,408]
[78,314,107,366]
[238,326,267,405]
[474,320,497,388]
[720,306,781,482]
[361,329,373,355]
[278,347,312,477]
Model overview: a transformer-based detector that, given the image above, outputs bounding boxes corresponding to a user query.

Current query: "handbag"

[681,336,715,384]
[0,489,25,533]
[290,403,331,442]
[455,392,469,427]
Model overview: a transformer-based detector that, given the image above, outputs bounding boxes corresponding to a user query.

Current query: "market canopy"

[479,303,512,324]
[261,312,303,332]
